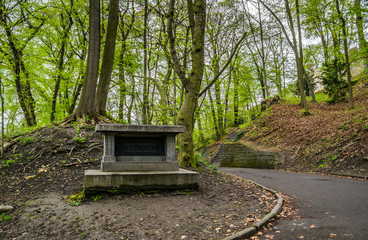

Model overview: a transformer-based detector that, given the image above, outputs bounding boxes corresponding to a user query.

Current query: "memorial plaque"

[115,136,165,156]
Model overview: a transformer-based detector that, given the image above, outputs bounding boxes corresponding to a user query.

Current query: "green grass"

[313,92,330,102]
[284,92,331,105]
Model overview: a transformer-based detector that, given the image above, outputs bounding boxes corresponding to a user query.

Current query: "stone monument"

[84,124,199,193]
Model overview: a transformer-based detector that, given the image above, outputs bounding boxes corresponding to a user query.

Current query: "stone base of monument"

[84,124,199,194]
[84,169,199,194]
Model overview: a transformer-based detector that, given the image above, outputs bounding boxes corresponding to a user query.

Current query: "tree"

[50,0,74,122]
[335,0,354,109]
[95,0,119,116]
[168,0,207,167]
[0,0,45,126]
[354,0,368,68]
[71,0,100,120]
[260,0,309,110]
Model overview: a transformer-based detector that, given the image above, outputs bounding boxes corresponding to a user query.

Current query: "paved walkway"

[220,168,368,240]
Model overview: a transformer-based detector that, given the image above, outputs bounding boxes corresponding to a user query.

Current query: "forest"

[0,0,367,167]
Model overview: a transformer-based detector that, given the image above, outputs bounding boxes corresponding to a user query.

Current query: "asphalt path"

[220,168,368,240]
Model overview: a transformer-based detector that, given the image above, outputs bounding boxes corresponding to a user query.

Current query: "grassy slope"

[236,79,368,176]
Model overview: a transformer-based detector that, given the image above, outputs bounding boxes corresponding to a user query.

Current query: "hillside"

[224,79,368,177]
[0,124,284,239]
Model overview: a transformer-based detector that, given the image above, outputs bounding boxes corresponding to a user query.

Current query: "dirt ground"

[0,125,280,239]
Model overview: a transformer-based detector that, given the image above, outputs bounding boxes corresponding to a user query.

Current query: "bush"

[321,59,348,103]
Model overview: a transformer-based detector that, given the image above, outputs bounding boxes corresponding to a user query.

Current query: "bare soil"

[0,125,278,239]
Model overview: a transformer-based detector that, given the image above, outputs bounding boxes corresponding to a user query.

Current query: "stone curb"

[222,178,283,240]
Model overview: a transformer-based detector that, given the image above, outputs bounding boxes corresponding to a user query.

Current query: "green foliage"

[18,137,35,144]
[73,136,86,144]
[10,153,22,160]
[92,195,102,202]
[314,92,330,102]
[72,124,87,144]
[233,131,245,142]
[67,190,85,206]
[195,153,219,173]
[0,213,12,221]
[4,159,15,167]
[89,157,99,162]
[318,154,339,169]
[321,59,348,103]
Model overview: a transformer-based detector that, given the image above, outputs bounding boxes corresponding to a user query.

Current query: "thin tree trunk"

[224,65,232,128]
[127,76,136,124]
[173,71,177,123]
[214,60,224,136]
[208,88,220,140]
[0,76,4,160]
[142,0,149,124]
[51,8,74,122]
[260,0,308,110]
[195,108,206,146]
[296,0,316,103]
[258,0,269,98]
[117,3,135,122]
[355,0,368,68]
[233,69,239,126]
[285,0,308,110]
[336,0,354,109]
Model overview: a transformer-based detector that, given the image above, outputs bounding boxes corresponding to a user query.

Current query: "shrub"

[321,59,348,103]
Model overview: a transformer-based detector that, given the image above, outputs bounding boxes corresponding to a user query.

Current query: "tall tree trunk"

[260,0,308,110]
[117,3,135,122]
[127,75,136,124]
[258,0,269,98]
[336,0,354,109]
[95,0,119,116]
[233,68,239,126]
[118,52,126,121]
[51,10,74,122]
[214,58,224,137]
[0,75,4,160]
[173,71,177,122]
[142,0,149,124]
[74,0,100,119]
[224,65,232,128]
[208,88,221,140]
[355,0,368,68]
[195,108,206,146]
[2,30,37,126]
[296,0,316,103]
[168,0,206,167]
[285,0,308,110]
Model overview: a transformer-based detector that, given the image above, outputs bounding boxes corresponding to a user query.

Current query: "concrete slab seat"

[84,124,199,193]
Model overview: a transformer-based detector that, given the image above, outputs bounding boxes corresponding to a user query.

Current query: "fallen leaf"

[310,224,317,229]
[330,233,337,237]
[298,236,304,239]
[25,175,36,180]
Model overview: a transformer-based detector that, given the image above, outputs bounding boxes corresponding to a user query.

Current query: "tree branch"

[167,0,189,89]
[199,31,247,97]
